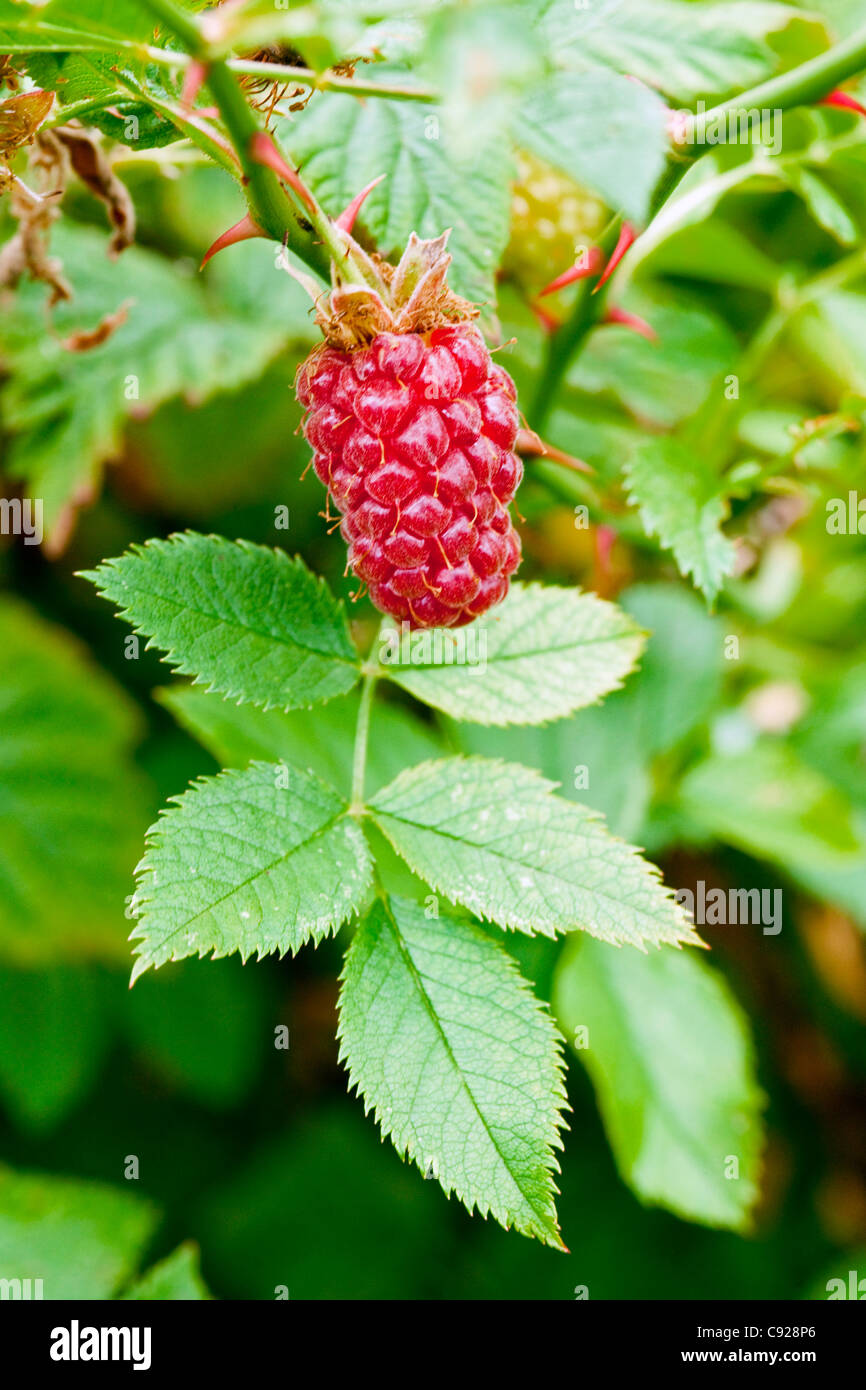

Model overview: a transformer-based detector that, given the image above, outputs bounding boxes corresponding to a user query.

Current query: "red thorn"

[249,131,317,214]
[603,305,658,342]
[200,213,264,268]
[539,247,604,297]
[181,60,208,108]
[335,174,386,233]
[820,89,866,120]
[592,223,637,294]
[596,524,617,568]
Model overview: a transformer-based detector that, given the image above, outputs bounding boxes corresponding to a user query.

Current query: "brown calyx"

[314,231,478,352]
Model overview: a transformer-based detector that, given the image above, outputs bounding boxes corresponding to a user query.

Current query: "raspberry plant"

[3,0,866,1282]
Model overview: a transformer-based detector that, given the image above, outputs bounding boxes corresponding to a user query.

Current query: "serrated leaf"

[625,438,736,602]
[0,224,307,546]
[554,935,764,1229]
[83,532,359,712]
[130,761,373,980]
[0,1165,157,1299]
[377,582,645,726]
[369,757,699,947]
[536,0,828,104]
[339,894,567,1246]
[515,67,667,223]
[283,89,512,306]
[121,1243,211,1300]
[0,598,149,965]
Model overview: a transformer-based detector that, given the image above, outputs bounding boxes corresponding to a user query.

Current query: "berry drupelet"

[296,233,523,628]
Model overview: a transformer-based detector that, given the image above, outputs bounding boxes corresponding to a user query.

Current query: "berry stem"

[350,632,384,811]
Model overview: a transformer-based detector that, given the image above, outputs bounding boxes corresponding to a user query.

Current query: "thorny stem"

[139,0,330,278]
[530,23,866,451]
[681,21,866,148]
[530,216,623,431]
[154,50,437,102]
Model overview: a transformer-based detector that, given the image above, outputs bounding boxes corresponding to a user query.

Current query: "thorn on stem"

[603,305,658,342]
[593,222,637,294]
[200,213,264,267]
[538,247,604,297]
[820,89,866,119]
[335,174,386,233]
[181,60,209,108]
[248,131,317,214]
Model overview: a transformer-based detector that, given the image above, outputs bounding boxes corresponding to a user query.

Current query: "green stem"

[138,0,328,275]
[350,663,379,813]
[682,22,866,148]
[532,25,866,434]
[221,59,436,103]
[531,217,623,431]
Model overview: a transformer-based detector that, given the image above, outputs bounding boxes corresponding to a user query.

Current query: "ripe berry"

[298,319,522,628]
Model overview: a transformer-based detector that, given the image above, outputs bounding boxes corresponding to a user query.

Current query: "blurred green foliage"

[1,0,866,1298]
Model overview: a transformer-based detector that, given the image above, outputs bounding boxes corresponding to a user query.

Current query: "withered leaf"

[0,89,54,159]
[52,126,135,257]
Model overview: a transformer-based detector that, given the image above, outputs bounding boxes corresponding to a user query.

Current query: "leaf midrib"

[106,582,359,670]
[379,899,557,1240]
[136,805,354,955]
[372,801,689,940]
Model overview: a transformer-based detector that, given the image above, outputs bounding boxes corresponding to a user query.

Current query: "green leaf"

[0,966,111,1132]
[369,757,699,947]
[158,685,443,797]
[677,742,862,868]
[618,584,725,757]
[790,291,866,394]
[0,1165,157,1299]
[130,761,373,980]
[554,935,764,1229]
[0,0,154,49]
[0,224,306,545]
[122,1243,211,1300]
[339,894,567,1246]
[83,532,360,712]
[0,598,149,965]
[283,90,512,305]
[515,67,667,223]
[453,583,723,842]
[785,166,859,246]
[425,2,545,162]
[625,438,736,602]
[377,582,645,726]
[574,292,739,429]
[537,0,828,103]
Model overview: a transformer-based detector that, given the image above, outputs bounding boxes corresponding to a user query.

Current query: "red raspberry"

[297,323,522,628]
